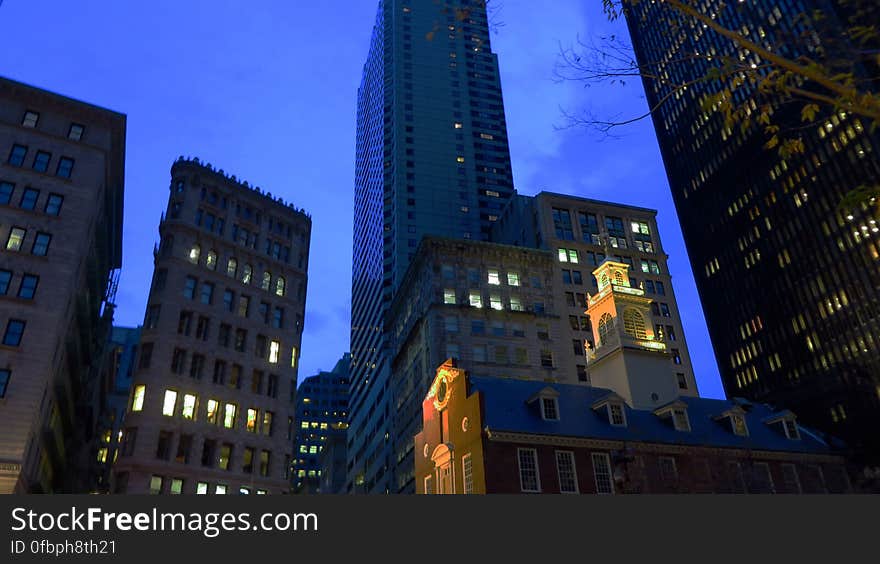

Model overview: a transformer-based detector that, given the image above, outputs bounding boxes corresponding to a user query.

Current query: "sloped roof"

[469,377,843,455]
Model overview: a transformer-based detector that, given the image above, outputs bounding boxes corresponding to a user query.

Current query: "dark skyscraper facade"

[624,1,880,463]
[350,0,514,493]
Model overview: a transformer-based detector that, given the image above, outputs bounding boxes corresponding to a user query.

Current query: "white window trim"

[555,450,579,494]
[659,456,678,483]
[783,418,801,440]
[753,462,775,494]
[731,413,749,437]
[591,452,614,495]
[607,402,627,427]
[462,453,474,494]
[436,461,455,495]
[781,463,802,493]
[540,397,559,421]
[672,408,691,432]
[424,475,434,495]
[517,448,541,493]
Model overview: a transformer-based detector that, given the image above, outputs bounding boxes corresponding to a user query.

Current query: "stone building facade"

[112,158,310,494]
[0,77,125,493]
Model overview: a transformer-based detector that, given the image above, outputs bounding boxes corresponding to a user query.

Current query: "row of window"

[4,227,52,256]
[440,264,537,287]
[0,270,39,300]
[19,110,85,141]
[148,475,267,495]
[7,145,74,179]
[443,288,531,312]
[445,342,555,368]
[0,181,64,215]
[130,385,277,435]
[186,245,288,296]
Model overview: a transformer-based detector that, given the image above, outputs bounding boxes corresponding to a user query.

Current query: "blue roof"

[469,377,843,455]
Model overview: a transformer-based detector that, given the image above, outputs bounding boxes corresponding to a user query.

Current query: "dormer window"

[672,408,690,432]
[608,403,626,427]
[541,397,559,421]
[783,418,800,440]
[731,413,748,436]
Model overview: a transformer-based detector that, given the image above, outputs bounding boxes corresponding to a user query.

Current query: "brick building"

[112,157,310,494]
[0,77,125,493]
[415,360,850,494]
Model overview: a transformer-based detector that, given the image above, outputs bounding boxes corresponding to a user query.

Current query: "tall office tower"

[292,353,350,493]
[0,77,125,493]
[349,0,514,493]
[389,236,573,492]
[623,2,880,462]
[493,192,699,395]
[113,158,310,495]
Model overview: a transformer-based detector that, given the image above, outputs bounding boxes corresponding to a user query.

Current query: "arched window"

[613,271,625,287]
[599,273,609,289]
[242,264,253,284]
[261,271,272,291]
[623,309,647,339]
[598,313,614,346]
[206,250,217,270]
[226,258,237,278]
[275,276,286,297]
[188,244,200,264]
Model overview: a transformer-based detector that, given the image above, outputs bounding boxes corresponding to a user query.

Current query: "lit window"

[162,390,178,416]
[558,248,568,262]
[170,479,183,495]
[242,264,253,284]
[454,122,463,129]
[510,296,522,311]
[490,293,502,310]
[215,484,227,495]
[6,227,26,251]
[507,272,520,286]
[188,245,200,263]
[226,258,237,277]
[247,408,258,433]
[261,271,271,291]
[196,482,209,495]
[275,276,286,297]
[68,124,85,141]
[487,269,500,285]
[443,289,456,304]
[22,111,39,128]
[149,476,163,495]
[206,399,219,424]
[206,250,217,270]
[568,250,579,263]
[269,341,280,364]
[731,414,748,436]
[223,403,237,429]
[291,346,297,368]
[132,385,146,412]
[469,291,482,308]
[182,394,197,420]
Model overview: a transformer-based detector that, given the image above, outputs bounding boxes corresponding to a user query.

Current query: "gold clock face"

[437,378,448,404]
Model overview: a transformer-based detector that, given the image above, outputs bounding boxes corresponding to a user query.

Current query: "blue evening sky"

[0,0,724,398]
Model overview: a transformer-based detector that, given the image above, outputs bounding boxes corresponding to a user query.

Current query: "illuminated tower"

[585,259,680,409]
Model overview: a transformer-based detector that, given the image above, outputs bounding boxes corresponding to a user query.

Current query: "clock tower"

[585,260,681,409]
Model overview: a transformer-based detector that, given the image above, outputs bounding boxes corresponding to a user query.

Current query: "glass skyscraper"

[349,0,514,493]
[624,1,880,465]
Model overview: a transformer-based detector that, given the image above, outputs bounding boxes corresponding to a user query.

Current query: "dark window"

[251,370,264,394]
[44,193,64,216]
[656,281,665,295]
[272,307,284,329]
[56,157,74,179]
[139,343,154,369]
[213,360,227,384]
[201,440,216,467]
[68,124,85,141]
[156,431,173,460]
[576,365,588,382]
[32,151,51,173]
[31,232,51,256]
[677,373,688,390]
[17,274,38,299]
[19,188,39,210]
[3,319,26,346]
[234,329,247,352]
[572,271,583,285]
[200,282,214,305]
[223,289,234,312]
[121,428,138,457]
[8,145,27,167]
[175,434,193,464]
[170,348,187,374]
[0,181,13,205]
[0,270,11,294]
[0,369,9,397]
[183,276,197,299]
[660,303,671,317]
[218,324,231,348]
[267,374,279,398]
